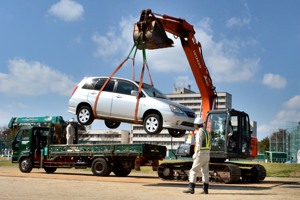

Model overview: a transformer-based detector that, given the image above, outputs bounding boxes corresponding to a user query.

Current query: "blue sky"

[1,0,300,140]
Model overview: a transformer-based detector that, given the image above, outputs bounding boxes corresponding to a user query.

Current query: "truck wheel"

[19,158,33,173]
[168,129,186,137]
[143,114,162,135]
[113,162,132,177]
[91,158,111,176]
[104,120,121,129]
[77,106,94,125]
[44,167,57,173]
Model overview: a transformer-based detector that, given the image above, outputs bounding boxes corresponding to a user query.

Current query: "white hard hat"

[69,119,74,122]
[194,117,203,125]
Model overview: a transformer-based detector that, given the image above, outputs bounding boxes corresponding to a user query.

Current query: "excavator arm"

[133,9,217,120]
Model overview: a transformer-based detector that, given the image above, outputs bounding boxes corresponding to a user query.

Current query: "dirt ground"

[0,166,299,200]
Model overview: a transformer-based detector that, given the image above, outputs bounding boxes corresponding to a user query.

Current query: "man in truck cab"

[66,119,75,145]
[183,117,211,194]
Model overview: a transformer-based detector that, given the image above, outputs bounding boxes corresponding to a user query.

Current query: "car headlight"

[169,105,184,114]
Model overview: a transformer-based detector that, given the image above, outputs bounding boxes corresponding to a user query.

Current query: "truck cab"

[12,126,51,172]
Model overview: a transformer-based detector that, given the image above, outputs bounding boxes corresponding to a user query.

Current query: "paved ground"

[0,166,299,200]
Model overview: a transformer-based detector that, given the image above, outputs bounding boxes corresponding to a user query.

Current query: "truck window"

[16,129,30,141]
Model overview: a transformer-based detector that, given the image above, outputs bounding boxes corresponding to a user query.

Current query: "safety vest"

[200,129,211,150]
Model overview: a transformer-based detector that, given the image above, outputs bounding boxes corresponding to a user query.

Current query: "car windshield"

[138,82,167,99]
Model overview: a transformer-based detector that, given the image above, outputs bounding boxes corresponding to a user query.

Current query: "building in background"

[79,129,130,144]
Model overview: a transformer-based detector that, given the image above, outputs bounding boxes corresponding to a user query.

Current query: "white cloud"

[258,95,300,140]
[257,124,274,140]
[0,58,76,96]
[226,17,251,28]
[48,0,84,22]
[195,20,259,82]
[174,76,194,89]
[262,73,287,89]
[226,3,251,28]
[92,16,135,57]
[92,15,260,81]
[284,95,300,109]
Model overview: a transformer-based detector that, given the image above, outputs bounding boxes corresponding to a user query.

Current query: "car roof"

[82,76,150,85]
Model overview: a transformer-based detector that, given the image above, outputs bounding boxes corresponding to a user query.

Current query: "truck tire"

[113,162,132,177]
[168,129,186,137]
[44,167,57,173]
[143,114,163,135]
[77,106,94,126]
[91,158,111,176]
[104,120,121,129]
[19,158,33,173]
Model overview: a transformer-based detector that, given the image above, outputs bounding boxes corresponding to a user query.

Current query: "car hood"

[150,97,195,114]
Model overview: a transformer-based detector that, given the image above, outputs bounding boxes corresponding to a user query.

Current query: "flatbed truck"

[9,116,166,176]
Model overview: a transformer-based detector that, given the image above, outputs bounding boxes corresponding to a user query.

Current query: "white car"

[68,77,195,137]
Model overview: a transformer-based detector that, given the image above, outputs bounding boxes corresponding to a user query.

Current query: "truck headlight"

[169,105,184,114]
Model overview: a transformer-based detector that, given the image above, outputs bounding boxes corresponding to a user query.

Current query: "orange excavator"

[133,9,266,183]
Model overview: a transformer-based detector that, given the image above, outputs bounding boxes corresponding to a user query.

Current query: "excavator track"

[157,161,266,184]
[229,162,266,182]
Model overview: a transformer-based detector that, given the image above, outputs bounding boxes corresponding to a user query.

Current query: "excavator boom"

[134,9,216,120]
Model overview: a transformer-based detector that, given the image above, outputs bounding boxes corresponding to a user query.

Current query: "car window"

[139,82,167,99]
[115,80,137,95]
[82,78,98,89]
[94,79,115,92]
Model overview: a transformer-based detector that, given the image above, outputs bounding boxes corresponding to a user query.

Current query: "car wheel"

[143,114,162,135]
[77,106,94,126]
[104,120,121,129]
[168,129,186,138]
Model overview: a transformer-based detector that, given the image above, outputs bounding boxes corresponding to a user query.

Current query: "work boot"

[183,183,195,194]
[200,183,209,194]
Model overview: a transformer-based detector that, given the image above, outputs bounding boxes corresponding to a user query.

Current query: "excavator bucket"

[133,19,173,50]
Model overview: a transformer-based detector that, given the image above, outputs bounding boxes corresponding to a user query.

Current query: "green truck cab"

[10,116,166,177]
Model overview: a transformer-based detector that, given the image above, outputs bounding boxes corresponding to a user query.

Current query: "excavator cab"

[206,109,253,162]
[133,9,173,50]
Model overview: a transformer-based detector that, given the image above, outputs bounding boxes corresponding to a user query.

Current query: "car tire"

[168,129,186,138]
[104,120,121,129]
[143,113,163,135]
[77,106,94,126]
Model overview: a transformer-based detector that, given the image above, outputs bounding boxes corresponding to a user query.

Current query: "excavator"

[133,9,266,183]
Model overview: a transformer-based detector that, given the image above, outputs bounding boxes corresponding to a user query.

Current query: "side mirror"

[131,90,139,97]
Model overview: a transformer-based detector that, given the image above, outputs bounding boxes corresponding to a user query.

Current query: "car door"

[87,78,115,117]
[110,80,141,121]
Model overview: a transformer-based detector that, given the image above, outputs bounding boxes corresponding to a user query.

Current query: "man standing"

[66,119,75,145]
[183,117,211,194]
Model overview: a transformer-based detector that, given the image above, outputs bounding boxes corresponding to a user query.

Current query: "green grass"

[0,157,15,167]
[260,163,300,177]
